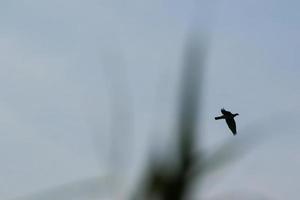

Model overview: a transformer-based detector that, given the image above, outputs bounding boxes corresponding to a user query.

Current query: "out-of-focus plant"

[131,31,207,200]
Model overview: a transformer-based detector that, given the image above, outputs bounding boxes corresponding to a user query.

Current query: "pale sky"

[0,0,299,199]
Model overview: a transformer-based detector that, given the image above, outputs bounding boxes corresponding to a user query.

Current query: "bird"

[215,108,239,135]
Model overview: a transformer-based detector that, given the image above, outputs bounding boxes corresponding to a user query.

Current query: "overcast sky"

[0,0,300,199]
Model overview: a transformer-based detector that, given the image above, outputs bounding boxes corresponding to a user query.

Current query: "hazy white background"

[0,0,299,199]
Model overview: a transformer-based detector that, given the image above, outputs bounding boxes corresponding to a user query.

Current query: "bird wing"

[221,108,231,115]
[215,116,224,120]
[225,118,237,135]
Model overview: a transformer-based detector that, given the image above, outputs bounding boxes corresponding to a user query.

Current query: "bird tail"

[215,116,224,120]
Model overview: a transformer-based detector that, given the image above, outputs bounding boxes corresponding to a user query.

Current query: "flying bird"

[215,108,239,135]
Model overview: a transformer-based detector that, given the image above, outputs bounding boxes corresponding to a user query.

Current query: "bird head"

[234,113,239,117]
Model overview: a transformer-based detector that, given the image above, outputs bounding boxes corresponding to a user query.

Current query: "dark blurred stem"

[132,32,207,200]
[173,33,206,200]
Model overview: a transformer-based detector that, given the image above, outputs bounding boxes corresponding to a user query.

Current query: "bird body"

[215,108,239,135]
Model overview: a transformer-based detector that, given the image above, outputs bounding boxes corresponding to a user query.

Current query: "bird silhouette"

[215,108,239,135]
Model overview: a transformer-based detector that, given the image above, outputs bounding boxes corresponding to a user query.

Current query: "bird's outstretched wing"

[221,108,231,115]
[225,118,237,135]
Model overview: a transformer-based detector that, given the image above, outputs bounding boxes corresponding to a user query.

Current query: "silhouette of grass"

[131,31,206,200]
